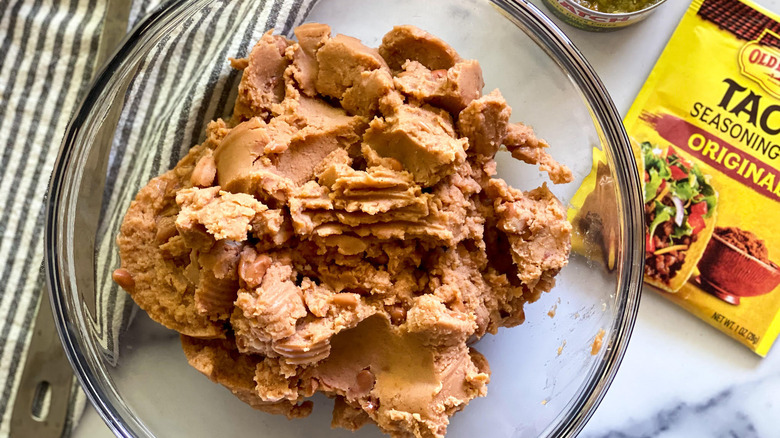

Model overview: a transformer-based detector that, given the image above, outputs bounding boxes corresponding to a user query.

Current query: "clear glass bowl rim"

[44,0,645,436]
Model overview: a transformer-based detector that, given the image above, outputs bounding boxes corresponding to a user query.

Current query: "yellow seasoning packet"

[572,0,780,356]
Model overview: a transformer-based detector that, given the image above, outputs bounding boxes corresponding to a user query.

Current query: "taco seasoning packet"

[571,0,780,356]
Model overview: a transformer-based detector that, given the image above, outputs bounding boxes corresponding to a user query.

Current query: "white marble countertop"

[72,1,780,437]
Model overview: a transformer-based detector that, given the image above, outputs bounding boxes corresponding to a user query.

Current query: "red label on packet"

[642,112,780,203]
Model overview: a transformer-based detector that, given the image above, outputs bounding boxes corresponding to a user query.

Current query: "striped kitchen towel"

[0,0,314,436]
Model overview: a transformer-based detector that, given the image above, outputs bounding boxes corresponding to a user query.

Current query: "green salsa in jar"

[573,0,661,13]
[542,0,666,31]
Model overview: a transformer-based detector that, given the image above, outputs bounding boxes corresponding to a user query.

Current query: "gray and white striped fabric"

[0,0,313,436]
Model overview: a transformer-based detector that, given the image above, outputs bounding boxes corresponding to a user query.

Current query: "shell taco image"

[641,141,718,292]
[568,141,717,293]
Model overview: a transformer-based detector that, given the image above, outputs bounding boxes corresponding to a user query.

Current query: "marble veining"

[585,372,780,437]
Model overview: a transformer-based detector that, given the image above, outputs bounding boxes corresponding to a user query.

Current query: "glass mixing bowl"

[45,0,644,436]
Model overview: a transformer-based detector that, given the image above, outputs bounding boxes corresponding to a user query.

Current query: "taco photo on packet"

[641,141,718,292]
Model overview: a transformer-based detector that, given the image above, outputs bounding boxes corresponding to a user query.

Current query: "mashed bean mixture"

[114,24,572,438]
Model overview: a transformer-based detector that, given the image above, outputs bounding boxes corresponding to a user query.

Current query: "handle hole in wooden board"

[31,380,51,422]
